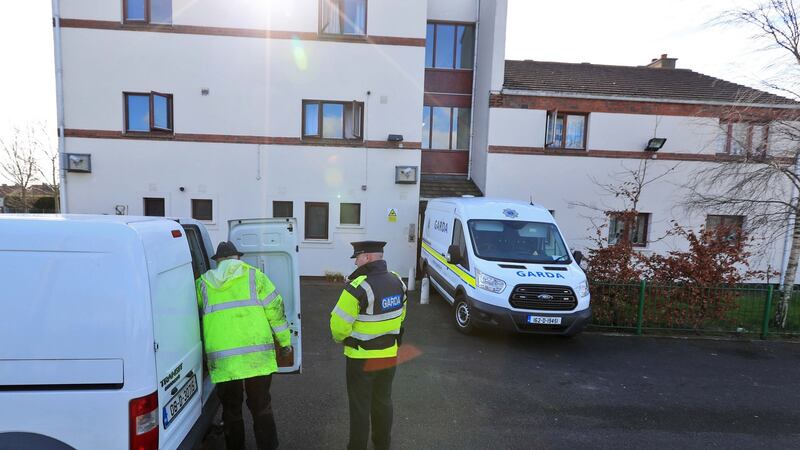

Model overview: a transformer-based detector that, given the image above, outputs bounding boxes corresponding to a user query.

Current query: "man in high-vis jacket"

[196,241,292,450]
[330,241,407,450]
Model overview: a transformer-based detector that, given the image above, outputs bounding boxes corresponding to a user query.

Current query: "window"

[452,219,469,270]
[725,122,769,156]
[192,199,213,221]
[143,197,165,216]
[183,225,210,280]
[320,0,366,35]
[305,202,329,240]
[302,100,363,140]
[467,220,570,264]
[124,92,173,133]
[123,0,172,24]
[546,111,587,150]
[425,22,475,70]
[422,106,471,150]
[609,213,650,247]
[340,203,361,225]
[706,215,745,242]
[273,201,293,218]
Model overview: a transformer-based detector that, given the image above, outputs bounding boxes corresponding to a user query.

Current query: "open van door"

[228,218,302,373]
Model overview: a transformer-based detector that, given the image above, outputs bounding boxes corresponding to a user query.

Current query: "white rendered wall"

[483,153,786,276]
[64,138,421,276]
[427,0,477,22]
[587,113,724,154]
[60,28,425,142]
[469,0,508,193]
[488,108,546,147]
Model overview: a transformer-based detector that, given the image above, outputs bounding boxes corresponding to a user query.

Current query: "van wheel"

[453,296,476,335]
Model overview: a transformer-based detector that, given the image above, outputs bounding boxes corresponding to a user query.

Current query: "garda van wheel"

[453,296,476,335]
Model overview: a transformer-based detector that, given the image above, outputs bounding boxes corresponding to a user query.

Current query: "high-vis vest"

[196,262,292,383]
[330,261,407,359]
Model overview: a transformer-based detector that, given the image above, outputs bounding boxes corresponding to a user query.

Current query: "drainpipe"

[52,0,68,213]
[466,0,480,181]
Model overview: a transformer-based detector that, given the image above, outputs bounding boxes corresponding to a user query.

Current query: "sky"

[0,0,791,183]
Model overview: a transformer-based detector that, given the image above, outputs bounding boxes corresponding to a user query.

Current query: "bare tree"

[36,123,60,213]
[687,0,800,328]
[0,125,42,213]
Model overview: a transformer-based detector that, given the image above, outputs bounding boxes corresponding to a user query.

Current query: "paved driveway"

[201,281,800,449]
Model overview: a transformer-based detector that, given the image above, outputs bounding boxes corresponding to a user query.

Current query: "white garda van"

[0,215,302,450]
[420,198,591,336]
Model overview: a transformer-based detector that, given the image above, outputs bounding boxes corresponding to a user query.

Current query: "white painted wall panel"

[60,0,120,21]
[427,0,477,22]
[64,138,421,276]
[488,108,546,147]
[61,28,425,141]
[587,113,724,154]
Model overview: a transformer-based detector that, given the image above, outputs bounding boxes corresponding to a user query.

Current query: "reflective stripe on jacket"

[196,260,292,383]
[330,260,407,359]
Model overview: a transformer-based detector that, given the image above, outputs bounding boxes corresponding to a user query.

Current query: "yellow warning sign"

[388,208,398,223]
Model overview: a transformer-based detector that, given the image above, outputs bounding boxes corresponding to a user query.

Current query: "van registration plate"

[163,374,198,428]
[528,316,562,325]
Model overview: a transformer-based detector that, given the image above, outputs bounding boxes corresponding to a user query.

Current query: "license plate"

[528,316,562,325]
[163,374,198,428]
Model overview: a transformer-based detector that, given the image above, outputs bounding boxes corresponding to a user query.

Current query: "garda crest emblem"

[503,208,519,218]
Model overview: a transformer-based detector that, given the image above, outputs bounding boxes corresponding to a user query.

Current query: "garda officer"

[196,241,293,450]
[330,241,407,450]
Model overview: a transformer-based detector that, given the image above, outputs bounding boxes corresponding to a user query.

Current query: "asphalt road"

[201,281,800,449]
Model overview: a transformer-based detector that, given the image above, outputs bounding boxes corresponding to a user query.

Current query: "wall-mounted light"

[388,134,404,142]
[395,166,418,184]
[645,138,667,152]
[66,153,92,172]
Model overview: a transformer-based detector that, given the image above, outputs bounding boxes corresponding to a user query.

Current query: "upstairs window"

[725,122,769,156]
[124,92,173,133]
[123,0,172,24]
[609,213,650,247]
[422,106,471,150]
[425,22,475,69]
[321,0,367,35]
[303,100,363,140]
[546,111,587,150]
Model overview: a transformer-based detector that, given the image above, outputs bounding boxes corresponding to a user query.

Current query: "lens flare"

[291,37,308,71]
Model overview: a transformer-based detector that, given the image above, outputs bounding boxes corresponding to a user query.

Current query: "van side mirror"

[572,250,583,265]
[447,244,463,265]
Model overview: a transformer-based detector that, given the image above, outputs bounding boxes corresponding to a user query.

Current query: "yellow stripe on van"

[421,241,476,288]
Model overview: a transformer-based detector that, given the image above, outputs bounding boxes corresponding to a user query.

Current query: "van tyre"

[453,296,476,335]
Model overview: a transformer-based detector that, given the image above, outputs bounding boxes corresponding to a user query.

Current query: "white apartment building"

[54,0,798,278]
[54,0,506,276]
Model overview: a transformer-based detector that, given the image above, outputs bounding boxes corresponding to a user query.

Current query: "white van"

[420,198,591,336]
[0,215,301,450]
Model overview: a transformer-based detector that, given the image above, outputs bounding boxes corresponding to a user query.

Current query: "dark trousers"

[346,357,398,450]
[216,375,278,450]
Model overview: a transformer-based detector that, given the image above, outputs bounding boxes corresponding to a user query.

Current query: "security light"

[66,153,92,172]
[645,138,667,151]
[395,166,418,184]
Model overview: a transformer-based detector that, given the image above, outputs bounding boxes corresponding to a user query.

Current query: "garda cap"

[350,240,387,258]
[211,241,244,261]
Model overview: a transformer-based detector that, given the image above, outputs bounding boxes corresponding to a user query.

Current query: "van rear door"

[228,218,302,373]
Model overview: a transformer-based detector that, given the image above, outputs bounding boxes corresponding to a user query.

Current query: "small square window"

[124,0,172,24]
[125,92,173,133]
[609,213,650,247]
[320,0,366,35]
[340,203,361,225]
[546,112,587,150]
[273,201,293,218]
[302,100,364,141]
[143,197,165,217]
[192,199,213,221]
[305,202,329,240]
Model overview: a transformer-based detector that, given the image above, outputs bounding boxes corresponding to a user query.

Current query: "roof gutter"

[500,88,800,110]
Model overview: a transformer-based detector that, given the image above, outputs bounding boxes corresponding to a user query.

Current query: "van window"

[467,220,570,264]
[452,219,469,270]
[183,225,210,279]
